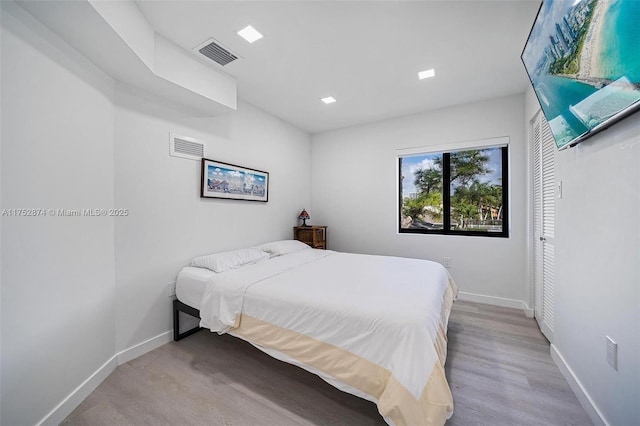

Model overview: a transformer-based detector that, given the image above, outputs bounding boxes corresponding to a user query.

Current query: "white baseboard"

[550,344,609,426]
[523,305,535,318]
[37,354,118,426]
[457,291,533,317]
[117,330,172,365]
[37,330,173,426]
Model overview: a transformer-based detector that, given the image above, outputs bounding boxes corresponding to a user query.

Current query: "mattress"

[176,266,215,309]
[176,249,457,426]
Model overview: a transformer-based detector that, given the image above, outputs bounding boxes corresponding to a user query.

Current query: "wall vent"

[194,38,238,67]
[170,133,205,161]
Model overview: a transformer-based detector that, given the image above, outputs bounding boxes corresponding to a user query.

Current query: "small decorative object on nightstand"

[294,225,327,249]
[298,209,311,226]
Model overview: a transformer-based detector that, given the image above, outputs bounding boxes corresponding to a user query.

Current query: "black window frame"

[398,145,509,238]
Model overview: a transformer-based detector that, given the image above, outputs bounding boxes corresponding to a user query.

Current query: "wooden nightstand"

[293,226,327,249]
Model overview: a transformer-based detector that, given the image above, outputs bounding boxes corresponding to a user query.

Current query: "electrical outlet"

[443,257,452,268]
[606,336,617,370]
[167,281,176,297]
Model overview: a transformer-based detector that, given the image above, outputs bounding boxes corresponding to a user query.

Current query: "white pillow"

[256,239,311,256]
[191,247,268,272]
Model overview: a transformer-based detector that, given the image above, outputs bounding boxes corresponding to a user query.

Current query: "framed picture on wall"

[201,158,269,202]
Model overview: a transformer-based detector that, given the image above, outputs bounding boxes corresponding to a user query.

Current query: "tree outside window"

[399,145,508,237]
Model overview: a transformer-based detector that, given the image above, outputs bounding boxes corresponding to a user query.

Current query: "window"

[399,144,508,237]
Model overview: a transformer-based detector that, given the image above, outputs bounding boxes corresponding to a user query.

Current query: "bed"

[174,240,457,426]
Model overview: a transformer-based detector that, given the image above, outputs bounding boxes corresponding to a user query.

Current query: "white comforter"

[198,249,451,401]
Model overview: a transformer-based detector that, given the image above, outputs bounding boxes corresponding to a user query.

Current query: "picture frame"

[201,158,269,202]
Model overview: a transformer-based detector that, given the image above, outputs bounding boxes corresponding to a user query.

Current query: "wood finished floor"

[62,301,592,425]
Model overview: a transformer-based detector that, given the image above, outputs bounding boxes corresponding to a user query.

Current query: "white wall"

[113,93,311,351]
[0,2,312,424]
[525,86,639,424]
[1,3,116,425]
[311,94,529,306]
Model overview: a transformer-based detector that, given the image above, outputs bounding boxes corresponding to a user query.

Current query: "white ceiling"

[135,1,541,134]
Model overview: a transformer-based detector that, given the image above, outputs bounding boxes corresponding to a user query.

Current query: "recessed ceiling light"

[321,96,336,104]
[418,69,436,80]
[237,25,263,43]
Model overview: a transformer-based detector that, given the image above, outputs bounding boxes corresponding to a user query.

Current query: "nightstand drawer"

[293,226,327,249]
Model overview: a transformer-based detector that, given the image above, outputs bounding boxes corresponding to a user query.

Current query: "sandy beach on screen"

[579,0,610,79]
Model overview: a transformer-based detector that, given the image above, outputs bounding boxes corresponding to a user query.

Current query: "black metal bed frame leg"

[173,299,203,341]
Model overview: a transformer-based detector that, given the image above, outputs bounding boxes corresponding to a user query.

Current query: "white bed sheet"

[175,266,215,309]
[197,249,450,400]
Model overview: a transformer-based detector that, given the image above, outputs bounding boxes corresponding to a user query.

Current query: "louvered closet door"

[532,112,556,342]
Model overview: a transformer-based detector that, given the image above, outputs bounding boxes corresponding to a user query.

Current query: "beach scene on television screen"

[522,0,640,148]
[206,164,266,199]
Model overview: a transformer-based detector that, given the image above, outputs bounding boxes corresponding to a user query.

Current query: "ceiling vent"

[194,38,238,67]
[170,133,205,161]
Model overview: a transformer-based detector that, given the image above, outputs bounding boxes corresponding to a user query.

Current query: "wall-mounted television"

[521,0,640,150]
